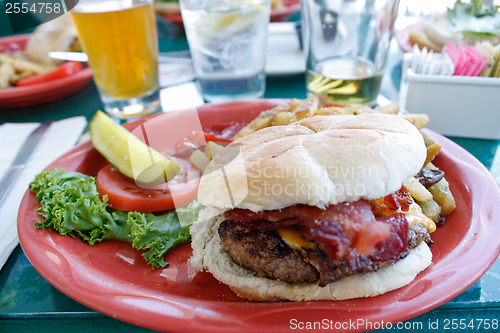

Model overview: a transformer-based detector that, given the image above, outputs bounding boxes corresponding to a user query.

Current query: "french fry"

[0,52,57,88]
[233,98,303,138]
[404,177,433,202]
[235,96,406,138]
[344,105,376,115]
[426,161,438,171]
[294,94,324,117]
[421,131,437,147]
[0,62,14,88]
[234,96,330,138]
[401,114,429,130]
[417,199,442,223]
[313,107,344,116]
[424,143,441,166]
[271,111,294,126]
[205,141,224,160]
[374,102,399,114]
[423,162,456,217]
[0,53,54,74]
[191,141,225,172]
[190,149,210,172]
[428,178,456,216]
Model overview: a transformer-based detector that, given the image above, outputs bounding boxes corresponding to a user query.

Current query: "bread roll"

[25,15,77,65]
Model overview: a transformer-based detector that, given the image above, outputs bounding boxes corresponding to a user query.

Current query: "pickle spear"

[89,111,180,184]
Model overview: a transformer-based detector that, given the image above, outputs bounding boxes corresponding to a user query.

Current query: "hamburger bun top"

[198,113,426,212]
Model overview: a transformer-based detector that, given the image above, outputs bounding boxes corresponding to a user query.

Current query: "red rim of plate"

[270,3,301,22]
[17,99,500,333]
[158,2,301,27]
[0,34,93,108]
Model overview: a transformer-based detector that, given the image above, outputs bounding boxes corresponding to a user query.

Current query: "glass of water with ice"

[180,0,271,103]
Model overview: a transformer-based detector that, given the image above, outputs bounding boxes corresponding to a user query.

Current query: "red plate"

[158,1,301,28]
[157,11,184,30]
[0,34,93,108]
[18,100,500,333]
[270,0,301,22]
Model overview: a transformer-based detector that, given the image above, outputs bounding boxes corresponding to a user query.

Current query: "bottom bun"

[191,207,433,302]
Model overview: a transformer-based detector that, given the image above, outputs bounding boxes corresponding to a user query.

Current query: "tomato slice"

[175,130,234,152]
[96,156,200,212]
[17,61,83,87]
[204,122,245,141]
[203,132,232,143]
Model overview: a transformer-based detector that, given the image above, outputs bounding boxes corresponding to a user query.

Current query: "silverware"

[48,51,89,62]
[0,121,53,208]
[49,51,193,64]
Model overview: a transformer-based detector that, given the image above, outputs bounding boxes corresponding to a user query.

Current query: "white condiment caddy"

[399,53,500,140]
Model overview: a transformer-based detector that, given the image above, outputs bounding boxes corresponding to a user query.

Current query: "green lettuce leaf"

[128,200,204,268]
[176,199,205,227]
[30,169,203,268]
[30,169,131,244]
[128,211,190,268]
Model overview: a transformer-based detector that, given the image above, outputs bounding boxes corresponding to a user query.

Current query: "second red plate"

[0,34,93,108]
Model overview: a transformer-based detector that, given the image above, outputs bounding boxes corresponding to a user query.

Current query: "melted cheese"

[404,202,436,233]
[277,227,316,250]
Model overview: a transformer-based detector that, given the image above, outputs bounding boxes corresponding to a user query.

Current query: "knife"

[48,50,193,64]
[0,121,53,208]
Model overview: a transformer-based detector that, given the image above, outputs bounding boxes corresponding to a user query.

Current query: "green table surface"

[1,17,500,333]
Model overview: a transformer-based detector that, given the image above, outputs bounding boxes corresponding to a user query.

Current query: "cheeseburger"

[191,113,437,301]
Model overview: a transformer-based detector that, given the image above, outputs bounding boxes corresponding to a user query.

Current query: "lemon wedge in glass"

[89,111,180,184]
[197,2,267,38]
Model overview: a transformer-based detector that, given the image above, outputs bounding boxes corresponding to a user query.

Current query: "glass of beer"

[70,0,160,119]
[301,0,400,106]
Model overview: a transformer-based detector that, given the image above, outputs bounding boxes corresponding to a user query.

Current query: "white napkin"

[0,117,87,271]
[160,82,204,112]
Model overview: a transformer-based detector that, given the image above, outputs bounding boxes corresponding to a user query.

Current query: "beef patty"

[218,220,431,286]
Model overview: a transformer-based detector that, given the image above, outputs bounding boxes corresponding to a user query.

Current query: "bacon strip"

[224,187,412,263]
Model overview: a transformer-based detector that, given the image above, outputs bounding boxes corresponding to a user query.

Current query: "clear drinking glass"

[70,0,160,119]
[302,0,400,106]
[180,0,271,103]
